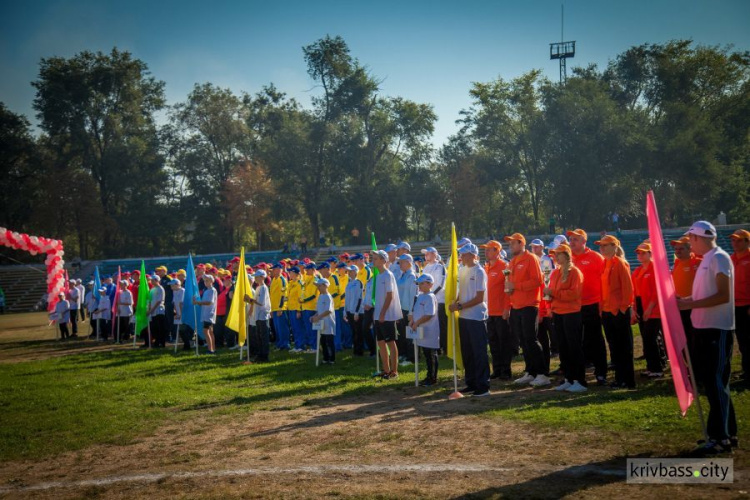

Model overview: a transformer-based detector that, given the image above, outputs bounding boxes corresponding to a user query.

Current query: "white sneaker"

[565,381,588,392]
[530,374,552,387]
[513,373,535,385]
[555,381,572,391]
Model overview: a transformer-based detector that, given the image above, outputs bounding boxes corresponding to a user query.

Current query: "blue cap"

[416,274,434,284]
[397,241,411,251]
[304,263,316,270]
[421,246,438,254]
[289,266,301,274]
[350,253,364,260]
[458,237,472,247]
[414,256,424,262]
[325,257,338,263]
[253,269,267,278]
[384,244,397,252]
[398,253,414,263]
[316,262,330,270]
[335,262,347,268]
[459,243,479,256]
[530,239,545,247]
[271,263,283,269]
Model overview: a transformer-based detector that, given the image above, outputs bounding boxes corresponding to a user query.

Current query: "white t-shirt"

[55,299,70,323]
[316,292,336,336]
[95,296,111,320]
[344,279,364,314]
[253,284,271,322]
[422,261,446,303]
[85,291,96,312]
[76,285,85,308]
[118,289,133,317]
[398,270,418,311]
[68,287,79,310]
[149,286,165,317]
[691,247,735,330]
[374,269,402,321]
[458,264,488,321]
[172,288,184,325]
[201,287,217,324]
[412,292,439,349]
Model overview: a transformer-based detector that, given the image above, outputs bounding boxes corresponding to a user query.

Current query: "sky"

[2,0,749,148]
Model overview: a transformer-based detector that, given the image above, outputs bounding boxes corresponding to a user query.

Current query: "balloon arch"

[0,228,65,312]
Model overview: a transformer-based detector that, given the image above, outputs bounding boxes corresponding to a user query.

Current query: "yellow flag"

[226,247,253,345]
[445,223,462,369]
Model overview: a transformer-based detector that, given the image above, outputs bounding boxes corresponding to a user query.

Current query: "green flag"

[370,232,379,306]
[135,260,150,338]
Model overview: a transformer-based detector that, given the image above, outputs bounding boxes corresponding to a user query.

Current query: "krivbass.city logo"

[626,458,733,484]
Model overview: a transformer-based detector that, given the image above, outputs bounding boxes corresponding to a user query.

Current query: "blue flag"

[182,253,203,339]
[93,266,102,306]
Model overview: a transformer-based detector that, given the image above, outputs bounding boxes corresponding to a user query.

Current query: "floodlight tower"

[549,4,575,83]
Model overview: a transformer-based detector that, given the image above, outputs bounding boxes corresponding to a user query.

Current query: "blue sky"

[2,0,749,147]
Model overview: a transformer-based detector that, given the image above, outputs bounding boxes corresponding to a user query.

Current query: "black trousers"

[694,328,737,442]
[348,312,365,355]
[97,319,111,340]
[59,322,70,339]
[148,314,168,347]
[179,324,194,349]
[554,311,585,385]
[510,307,544,377]
[601,309,635,388]
[423,346,439,381]
[438,302,447,353]
[254,320,270,361]
[635,297,646,356]
[487,315,515,377]
[458,318,490,394]
[70,309,79,335]
[735,305,750,377]
[397,309,414,362]
[642,317,667,373]
[537,316,553,376]
[363,308,376,355]
[581,303,608,379]
[321,334,335,362]
[214,314,227,347]
[117,316,131,342]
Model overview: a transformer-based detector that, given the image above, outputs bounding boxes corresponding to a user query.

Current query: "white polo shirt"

[412,292,439,349]
[374,269,402,321]
[691,246,735,330]
[316,292,336,336]
[458,264,488,321]
[118,289,133,317]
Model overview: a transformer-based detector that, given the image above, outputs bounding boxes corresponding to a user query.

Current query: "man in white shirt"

[421,247,447,353]
[148,275,167,348]
[116,280,133,343]
[448,244,491,397]
[250,270,271,362]
[372,250,402,379]
[678,221,737,456]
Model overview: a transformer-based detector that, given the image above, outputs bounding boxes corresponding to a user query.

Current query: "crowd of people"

[49,221,747,456]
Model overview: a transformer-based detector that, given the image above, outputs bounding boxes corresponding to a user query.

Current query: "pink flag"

[646,191,695,415]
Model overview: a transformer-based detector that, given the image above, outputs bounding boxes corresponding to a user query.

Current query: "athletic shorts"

[202,321,214,328]
[375,321,396,342]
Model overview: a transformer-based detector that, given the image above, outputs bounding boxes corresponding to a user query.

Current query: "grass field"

[0,312,747,498]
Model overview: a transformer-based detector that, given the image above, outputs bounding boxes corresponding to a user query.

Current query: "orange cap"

[504,233,526,246]
[550,243,572,256]
[730,229,750,240]
[480,240,503,251]
[670,236,690,247]
[566,228,587,240]
[594,235,620,246]
[635,243,652,253]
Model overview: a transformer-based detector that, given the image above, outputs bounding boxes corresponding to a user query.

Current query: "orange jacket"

[571,248,605,306]
[672,255,701,299]
[485,260,509,316]
[639,261,660,319]
[548,266,583,315]
[631,264,645,299]
[508,251,543,309]
[732,251,750,306]
[601,256,633,314]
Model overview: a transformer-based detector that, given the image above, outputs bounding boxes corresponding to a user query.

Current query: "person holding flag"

[134,263,151,347]
[193,275,218,354]
[116,280,133,343]
[148,275,168,348]
[671,236,701,362]
[225,249,253,358]
[250,270,271,362]
[449,243,491,397]
[678,221,738,456]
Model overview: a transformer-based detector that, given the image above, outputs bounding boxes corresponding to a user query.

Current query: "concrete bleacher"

[0,264,50,312]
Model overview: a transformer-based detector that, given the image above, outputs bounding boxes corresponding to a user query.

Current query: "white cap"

[684,220,717,238]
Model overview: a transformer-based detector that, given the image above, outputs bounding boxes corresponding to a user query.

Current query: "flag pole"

[414,338,419,387]
[116,315,120,344]
[683,344,709,441]
[448,314,463,399]
[194,304,199,356]
[315,327,320,367]
[132,323,137,348]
